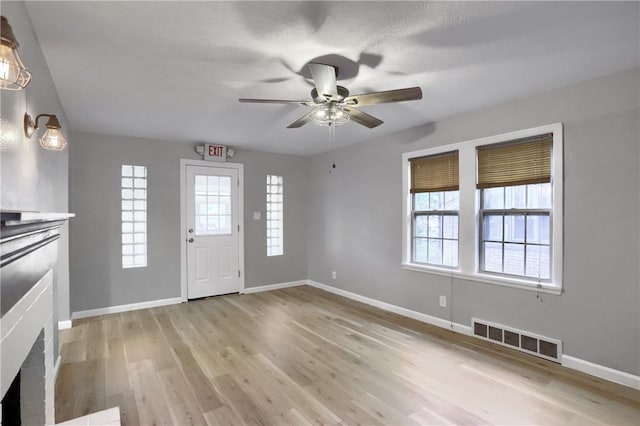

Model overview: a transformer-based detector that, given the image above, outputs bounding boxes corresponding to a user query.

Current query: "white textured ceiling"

[25,1,640,156]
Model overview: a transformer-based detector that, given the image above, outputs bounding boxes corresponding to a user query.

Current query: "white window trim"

[402,123,563,294]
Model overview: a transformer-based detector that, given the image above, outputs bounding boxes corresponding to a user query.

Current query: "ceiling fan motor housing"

[311,86,350,104]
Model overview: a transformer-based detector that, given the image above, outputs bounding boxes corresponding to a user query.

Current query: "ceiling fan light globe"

[311,104,350,127]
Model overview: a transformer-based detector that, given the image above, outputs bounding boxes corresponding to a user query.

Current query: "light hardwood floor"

[56,285,640,425]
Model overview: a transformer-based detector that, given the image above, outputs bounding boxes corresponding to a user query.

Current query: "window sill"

[401,263,562,295]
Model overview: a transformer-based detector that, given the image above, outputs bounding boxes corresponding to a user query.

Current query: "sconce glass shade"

[311,104,350,127]
[40,126,67,151]
[39,115,66,150]
[0,16,32,90]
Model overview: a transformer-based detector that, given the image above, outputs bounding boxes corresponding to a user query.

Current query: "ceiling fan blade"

[308,63,338,100]
[344,107,384,128]
[239,98,314,106]
[286,111,315,128]
[344,87,422,106]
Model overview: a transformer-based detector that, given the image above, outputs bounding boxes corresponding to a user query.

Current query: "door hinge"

[238,270,241,277]
[237,178,240,187]
[238,224,240,232]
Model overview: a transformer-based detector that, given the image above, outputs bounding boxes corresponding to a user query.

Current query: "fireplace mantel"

[1,211,74,315]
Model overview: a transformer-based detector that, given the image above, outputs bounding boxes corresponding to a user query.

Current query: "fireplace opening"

[2,371,21,426]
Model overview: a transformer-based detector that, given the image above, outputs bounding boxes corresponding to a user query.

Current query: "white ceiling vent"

[472,318,562,363]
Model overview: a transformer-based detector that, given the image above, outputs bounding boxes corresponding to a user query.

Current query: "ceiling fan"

[239,63,422,129]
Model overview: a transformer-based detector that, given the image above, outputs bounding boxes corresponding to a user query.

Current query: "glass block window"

[266,175,283,256]
[122,165,147,268]
[194,175,232,236]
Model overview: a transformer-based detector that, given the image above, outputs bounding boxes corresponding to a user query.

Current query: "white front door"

[186,165,242,299]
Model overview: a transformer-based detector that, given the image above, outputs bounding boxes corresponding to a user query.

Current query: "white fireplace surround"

[0,268,55,425]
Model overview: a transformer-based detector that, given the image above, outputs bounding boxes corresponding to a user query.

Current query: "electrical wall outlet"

[332,271,337,280]
[439,295,447,307]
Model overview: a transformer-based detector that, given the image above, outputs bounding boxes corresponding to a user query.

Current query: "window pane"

[134,178,146,189]
[414,193,429,210]
[133,189,146,199]
[483,215,503,241]
[195,196,207,215]
[195,215,207,235]
[505,185,526,209]
[526,245,550,279]
[207,216,219,233]
[134,166,146,177]
[427,239,442,264]
[134,200,146,211]
[443,215,458,239]
[526,215,550,244]
[207,176,219,194]
[207,197,219,215]
[504,243,525,276]
[443,240,458,267]
[122,211,133,221]
[484,242,503,272]
[219,215,232,234]
[122,165,133,177]
[122,200,133,210]
[122,178,133,188]
[444,191,459,210]
[504,215,525,243]
[122,255,133,267]
[122,222,133,233]
[122,244,133,255]
[429,192,443,210]
[415,215,429,237]
[427,215,441,238]
[122,189,133,200]
[220,196,231,214]
[122,234,133,244]
[134,222,146,232]
[414,238,428,263]
[483,187,504,209]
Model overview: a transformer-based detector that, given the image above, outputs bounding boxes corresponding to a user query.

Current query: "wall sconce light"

[24,113,67,151]
[1,16,32,90]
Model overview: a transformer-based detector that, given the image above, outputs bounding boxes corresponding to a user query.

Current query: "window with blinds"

[478,135,553,281]
[410,151,460,268]
[402,123,563,291]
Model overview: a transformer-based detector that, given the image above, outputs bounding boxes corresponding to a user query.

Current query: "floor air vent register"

[472,318,562,363]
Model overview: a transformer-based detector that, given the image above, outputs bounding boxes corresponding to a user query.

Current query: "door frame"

[180,159,245,301]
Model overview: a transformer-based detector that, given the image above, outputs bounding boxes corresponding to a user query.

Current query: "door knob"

[188,228,193,233]
[188,238,194,243]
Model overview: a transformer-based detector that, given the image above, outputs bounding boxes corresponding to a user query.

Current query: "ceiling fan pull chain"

[330,123,336,170]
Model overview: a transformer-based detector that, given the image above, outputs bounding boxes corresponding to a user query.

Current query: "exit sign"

[204,144,226,162]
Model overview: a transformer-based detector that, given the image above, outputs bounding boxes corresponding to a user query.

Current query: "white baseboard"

[71,297,183,320]
[306,280,639,391]
[561,355,640,390]
[58,320,72,330]
[307,280,469,334]
[241,280,306,294]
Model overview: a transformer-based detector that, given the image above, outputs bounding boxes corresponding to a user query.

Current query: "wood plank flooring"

[56,286,640,425]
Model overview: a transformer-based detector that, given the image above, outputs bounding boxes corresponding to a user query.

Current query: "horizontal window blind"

[410,151,459,193]
[477,134,552,189]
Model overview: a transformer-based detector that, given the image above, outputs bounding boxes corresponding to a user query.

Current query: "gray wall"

[69,132,308,312]
[307,68,640,375]
[0,2,70,358]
